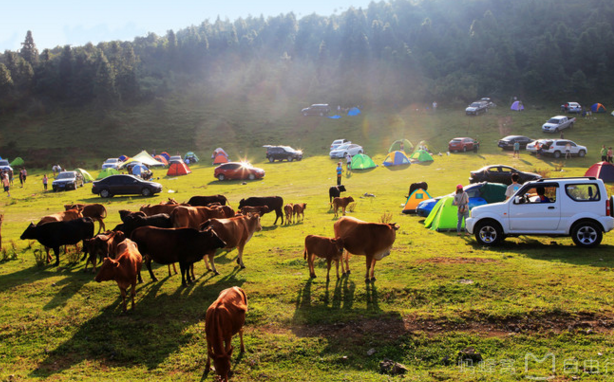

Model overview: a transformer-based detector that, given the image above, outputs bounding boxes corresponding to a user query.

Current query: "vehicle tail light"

[607,198,611,217]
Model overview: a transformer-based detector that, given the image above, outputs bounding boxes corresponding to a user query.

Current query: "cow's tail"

[304,247,307,260]
[101,206,108,218]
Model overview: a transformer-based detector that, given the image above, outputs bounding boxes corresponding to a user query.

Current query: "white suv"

[467,177,614,247]
[526,139,587,158]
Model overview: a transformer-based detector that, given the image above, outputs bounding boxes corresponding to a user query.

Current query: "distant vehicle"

[465,100,489,115]
[561,102,582,114]
[480,97,496,107]
[214,162,265,181]
[526,139,587,158]
[301,104,331,116]
[0,159,12,172]
[263,145,303,162]
[329,144,363,159]
[497,135,534,151]
[542,115,576,133]
[52,171,84,192]
[469,165,541,185]
[448,137,479,152]
[168,156,183,164]
[102,158,120,170]
[92,174,162,198]
[330,139,351,150]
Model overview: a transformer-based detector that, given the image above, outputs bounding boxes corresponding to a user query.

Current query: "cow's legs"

[365,256,376,282]
[53,247,61,266]
[145,256,158,281]
[308,253,316,278]
[119,286,128,312]
[130,282,137,310]
[239,328,245,352]
[326,259,333,281]
[343,251,350,274]
[206,252,220,275]
[236,245,246,269]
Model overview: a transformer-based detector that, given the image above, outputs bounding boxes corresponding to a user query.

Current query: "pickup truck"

[465,100,489,115]
[542,115,575,133]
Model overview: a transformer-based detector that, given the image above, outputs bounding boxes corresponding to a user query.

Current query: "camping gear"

[585,161,614,182]
[96,168,120,180]
[167,161,191,176]
[410,149,434,162]
[153,155,168,166]
[131,163,152,179]
[212,148,229,164]
[388,139,413,153]
[383,151,411,167]
[417,182,506,217]
[347,107,361,116]
[511,101,524,111]
[118,155,129,162]
[350,154,377,170]
[402,188,432,214]
[424,195,487,231]
[10,157,24,167]
[592,103,607,113]
[328,115,342,119]
[75,168,94,183]
[184,151,199,163]
[121,150,165,168]
[160,152,171,161]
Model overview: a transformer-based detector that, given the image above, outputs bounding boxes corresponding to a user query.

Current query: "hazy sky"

[1,0,373,52]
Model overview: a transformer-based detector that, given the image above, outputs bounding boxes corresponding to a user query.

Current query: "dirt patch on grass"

[416,257,499,265]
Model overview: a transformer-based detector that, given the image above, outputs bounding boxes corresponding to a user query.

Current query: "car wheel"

[142,188,152,197]
[287,156,293,162]
[248,173,256,180]
[578,150,586,157]
[100,189,111,198]
[268,157,274,163]
[553,151,561,158]
[474,220,504,246]
[218,174,226,181]
[571,221,602,248]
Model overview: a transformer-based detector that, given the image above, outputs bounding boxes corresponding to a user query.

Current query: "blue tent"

[328,115,342,119]
[347,107,361,116]
[131,164,150,177]
[510,101,524,111]
[382,151,411,167]
[592,103,607,113]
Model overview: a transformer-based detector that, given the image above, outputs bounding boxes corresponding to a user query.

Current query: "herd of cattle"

[18,187,399,381]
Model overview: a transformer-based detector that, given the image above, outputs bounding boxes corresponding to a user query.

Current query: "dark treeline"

[1,0,613,115]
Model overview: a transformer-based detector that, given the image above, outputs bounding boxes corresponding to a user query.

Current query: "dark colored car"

[52,171,84,192]
[469,165,541,185]
[301,104,331,116]
[92,174,162,198]
[264,145,303,162]
[448,137,479,152]
[498,135,534,150]
[214,162,265,181]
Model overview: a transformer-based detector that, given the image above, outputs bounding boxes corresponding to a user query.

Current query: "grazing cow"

[20,218,95,266]
[37,208,82,225]
[332,196,354,218]
[283,204,294,224]
[205,287,248,382]
[293,203,307,223]
[83,230,126,273]
[407,182,428,198]
[94,239,142,312]
[200,214,262,274]
[118,210,146,223]
[329,185,347,203]
[240,205,269,217]
[119,213,173,237]
[171,206,227,229]
[65,203,108,233]
[304,235,345,281]
[238,196,284,224]
[139,203,180,216]
[188,194,228,206]
[131,226,226,285]
[333,216,399,282]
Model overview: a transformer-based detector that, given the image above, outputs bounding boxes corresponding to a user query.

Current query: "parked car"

[465,100,489,115]
[561,102,582,114]
[214,162,265,181]
[52,171,84,192]
[330,139,351,150]
[0,159,12,173]
[301,104,331,116]
[448,137,479,152]
[101,158,121,170]
[480,97,496,108]
[526,139,587,158]
[263,145,303,162]
[329,143,364,159]
[497,135,534,150]
[542,115,576,133]
[416,182,507,217]
[469,165,541,185]
[467,177,614,247]
[92,174,162,198]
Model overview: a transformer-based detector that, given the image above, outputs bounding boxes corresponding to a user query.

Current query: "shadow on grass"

[383,164,411,171]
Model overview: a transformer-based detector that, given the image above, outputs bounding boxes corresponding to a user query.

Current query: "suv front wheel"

[474,220,504,245]
[571,221,602,248]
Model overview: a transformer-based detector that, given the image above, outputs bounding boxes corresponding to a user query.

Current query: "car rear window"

[565,184,601,202]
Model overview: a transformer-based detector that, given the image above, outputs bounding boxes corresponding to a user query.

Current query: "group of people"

[601,145,613,163]
[1,167,28,197]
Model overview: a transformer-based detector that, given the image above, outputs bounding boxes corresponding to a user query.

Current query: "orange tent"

[167,162,191,176]
[154,155,168,166]
[213,153,229,164]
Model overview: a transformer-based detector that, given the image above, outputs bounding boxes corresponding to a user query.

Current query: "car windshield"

[547,119,560,123]
[470,102,481,107]
[0,160,9,166]
[451,139,461,142]
[57,172,74,179]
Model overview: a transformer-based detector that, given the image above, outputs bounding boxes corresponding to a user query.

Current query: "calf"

[188,194,228,206]
[205,287,248,382]
[329,185,347,203]
[284,204,294,224]
[65,203,108,233]
[332,196,355,218]
[131,226,226,285]
[94,239,142,312]
[83,230,126,273]
[304,235,345,280]
[238,196,284,224]
[293,203,307,223]
[20,218,95,266]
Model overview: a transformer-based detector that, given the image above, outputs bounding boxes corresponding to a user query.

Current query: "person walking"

[2,173,10,197]
[345,154,352,175]
[452,184,469,236]
[513,141,520,158]
[336,162,343,186]
[19,169,24,188]
[42,174,48,191]
[601,145,607,162]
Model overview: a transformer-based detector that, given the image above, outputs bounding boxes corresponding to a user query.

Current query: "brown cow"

[293,203,307,223]
[283,204,294,224]
[139,203,180,216]
[212,205,235,218]
[200,214,262,274]
[171,205,227,229]
[334,216,399,282]
[304,235,345,281]
[205,286,248,382]
[65,203,108,233]
[94,239,143,312]
[83,230,126,273]
[37,208,82,225]
[240,205,269,217]
[332,196,354,218]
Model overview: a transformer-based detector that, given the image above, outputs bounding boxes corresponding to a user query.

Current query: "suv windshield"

[57,172,74,179]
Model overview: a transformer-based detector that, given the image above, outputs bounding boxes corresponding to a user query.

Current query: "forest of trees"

[0,0,613,115]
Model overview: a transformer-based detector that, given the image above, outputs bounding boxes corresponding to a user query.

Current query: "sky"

[1,0,373,52]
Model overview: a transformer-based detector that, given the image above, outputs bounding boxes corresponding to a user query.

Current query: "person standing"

[535,141,542,159]
[336,162,343,186]
[19,169,24,188]
[42,174,48,191]
[452,184,469,236]
[565,142,572,159]
[513,141,520,158]
[22,167,27,184]
[505,173,521,200]
[601,145,607,162]
[2,173,10,197]
[608,147,613,163]
[345,154,352,175]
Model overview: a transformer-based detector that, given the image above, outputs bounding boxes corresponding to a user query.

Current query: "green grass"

[2,105,614,381]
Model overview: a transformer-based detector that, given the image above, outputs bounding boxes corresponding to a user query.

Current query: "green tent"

[10,157,24,167]
[477,182,507,203]
[388,139,413,153]
[424,196,460,231]
[76,168,94,182]
[96,168,120,180]
[410,149,434,162]
[350,153,377,170]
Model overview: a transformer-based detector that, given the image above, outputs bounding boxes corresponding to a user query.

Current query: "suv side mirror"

[514,196,521,204]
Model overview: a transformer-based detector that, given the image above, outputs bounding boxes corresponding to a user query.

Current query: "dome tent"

[585,161,614,182]
[75,168,94,182]
[167,161,191,176]
[402,188,431,214]
[350,154,377,170]
[96,168,120,179]
[382,151,411,167]
[153,155,168,166]
[592,103,607,113]
[10,157,24,167]
[184,151,199,163]
[388,139,413,153]
[410,149,434,162]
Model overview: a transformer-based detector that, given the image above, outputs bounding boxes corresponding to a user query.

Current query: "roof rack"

[535,176,596,182]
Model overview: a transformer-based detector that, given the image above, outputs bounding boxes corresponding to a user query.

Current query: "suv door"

[508,183,561,232]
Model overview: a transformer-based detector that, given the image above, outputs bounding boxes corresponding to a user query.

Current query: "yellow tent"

[402,188,432,214]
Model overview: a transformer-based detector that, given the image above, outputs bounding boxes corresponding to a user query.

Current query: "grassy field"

[2,105,614,381]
